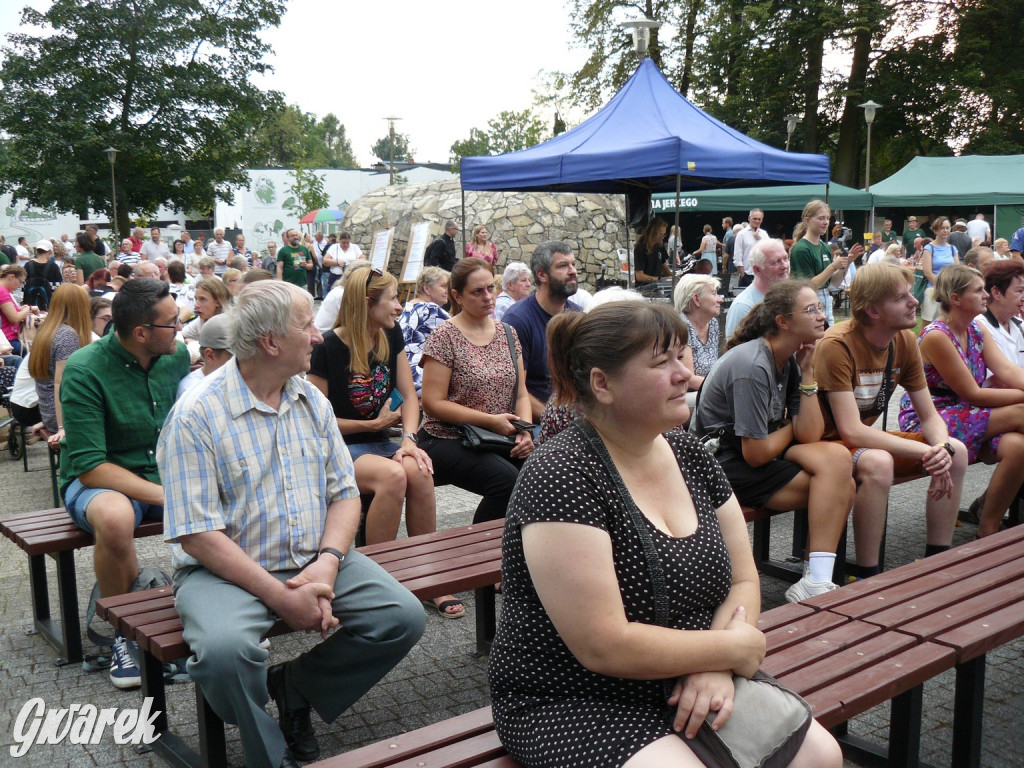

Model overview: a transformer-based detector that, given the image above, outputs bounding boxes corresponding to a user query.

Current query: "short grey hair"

[416,266,449,294]
[501,261,531,290]
[673,274,720,314]
[231,281,311,362]
[530,241,573,282]
[749,238,786,269]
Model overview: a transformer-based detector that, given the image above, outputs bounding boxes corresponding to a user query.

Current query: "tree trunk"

[834,6,874,187]
[801,25,826,153]
[679,1,703,98]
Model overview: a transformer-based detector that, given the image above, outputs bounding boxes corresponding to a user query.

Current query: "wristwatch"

[940,442,956,458]
[318,547,346,568]
[403,432,419,444]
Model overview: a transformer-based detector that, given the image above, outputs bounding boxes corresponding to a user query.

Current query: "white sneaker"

[785,576,839,604]
[109,633,142,689]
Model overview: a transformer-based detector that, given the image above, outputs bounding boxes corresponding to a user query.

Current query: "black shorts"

[717,452,803,508]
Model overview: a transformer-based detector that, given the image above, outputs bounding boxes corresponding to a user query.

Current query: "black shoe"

[279,748,300,768]
[267,663,320,762]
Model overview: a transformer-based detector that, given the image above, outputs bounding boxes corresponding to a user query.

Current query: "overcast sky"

[0,0,593,167]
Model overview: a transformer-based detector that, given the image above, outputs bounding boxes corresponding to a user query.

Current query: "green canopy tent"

[869,155,1024,241]
[652,182,870,213]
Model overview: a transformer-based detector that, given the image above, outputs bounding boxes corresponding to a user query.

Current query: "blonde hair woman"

[307,265,462,618]
[465,225,498,266]
[790,200,859,326]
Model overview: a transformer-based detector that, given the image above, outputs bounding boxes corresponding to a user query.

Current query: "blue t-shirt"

[503,293,578,403]
[926,243,957,284]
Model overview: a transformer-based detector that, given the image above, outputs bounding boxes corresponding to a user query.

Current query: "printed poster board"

[370,228,394,272]
[399,221,434,285]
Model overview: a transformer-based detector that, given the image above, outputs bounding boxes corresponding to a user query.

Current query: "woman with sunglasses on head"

[691,280,855,602]
[308,265,463,618]
[419,257,534,525]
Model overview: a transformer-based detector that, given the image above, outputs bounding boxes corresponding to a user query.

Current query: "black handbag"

[457,323,522,456]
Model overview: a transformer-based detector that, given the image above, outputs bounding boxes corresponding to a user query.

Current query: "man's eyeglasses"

[364,266,384,293]
[789,303,826,317]
[143,319,182,331]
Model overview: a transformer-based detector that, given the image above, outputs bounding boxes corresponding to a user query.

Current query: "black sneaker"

[109,633,141,690]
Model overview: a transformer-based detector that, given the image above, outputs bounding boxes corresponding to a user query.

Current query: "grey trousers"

[174,550,425,768]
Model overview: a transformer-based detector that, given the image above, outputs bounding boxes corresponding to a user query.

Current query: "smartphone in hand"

[388,389,404,410]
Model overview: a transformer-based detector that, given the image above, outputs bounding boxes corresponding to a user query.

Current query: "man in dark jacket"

[424,220,458,271]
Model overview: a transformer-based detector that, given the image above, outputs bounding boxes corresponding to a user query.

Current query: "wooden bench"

[95,519,505,768]
[0,507,164,664]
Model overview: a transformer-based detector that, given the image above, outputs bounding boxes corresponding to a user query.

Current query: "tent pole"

[461,188,467,257]
[825,182,830,207]
[624,191,633,289]
[674,175,681,271]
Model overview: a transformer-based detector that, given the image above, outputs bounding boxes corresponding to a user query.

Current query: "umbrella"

[299,208,345,224]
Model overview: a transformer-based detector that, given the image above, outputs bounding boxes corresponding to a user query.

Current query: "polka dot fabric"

[489,423,735,768]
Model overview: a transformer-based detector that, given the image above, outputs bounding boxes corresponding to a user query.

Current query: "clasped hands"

[276,558,341,639]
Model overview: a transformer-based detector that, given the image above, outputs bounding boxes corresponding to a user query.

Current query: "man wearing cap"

[949,219,973,260]
[902,216,926,258]
[24,239,63,310]
[177,313,235,398]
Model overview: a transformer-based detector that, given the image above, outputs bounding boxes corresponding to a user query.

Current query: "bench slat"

[766,620,883,678]
[931,600,1024,663]
[762,610,850,655]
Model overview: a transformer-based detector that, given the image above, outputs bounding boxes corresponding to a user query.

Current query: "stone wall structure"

[341,178,629,292]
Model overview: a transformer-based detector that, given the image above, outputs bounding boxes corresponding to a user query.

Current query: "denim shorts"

[347,440,399,461]
[64,477,163,534]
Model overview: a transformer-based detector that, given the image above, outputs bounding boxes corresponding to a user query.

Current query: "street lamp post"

[104,146,119,242]
[858,101,881,193]
[785,115,800,151]
[383,116,401,185]
[620,18,662,58]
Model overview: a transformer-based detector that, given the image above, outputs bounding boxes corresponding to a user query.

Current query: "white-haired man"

[724,238,791,340]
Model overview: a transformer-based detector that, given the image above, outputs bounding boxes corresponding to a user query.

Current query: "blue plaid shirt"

[158,358,358,572]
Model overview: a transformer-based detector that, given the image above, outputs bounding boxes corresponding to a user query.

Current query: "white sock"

[808,552,836,584]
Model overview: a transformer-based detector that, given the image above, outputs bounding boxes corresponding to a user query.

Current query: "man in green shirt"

[60,279,190,689]
[277,228,313,288]
[73,231,105,283]
[880,218,900,245]
[901,216,926,258]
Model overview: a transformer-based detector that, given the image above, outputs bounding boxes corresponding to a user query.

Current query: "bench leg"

[834,685,927,768]
[474,585,496,657]
[196,684,227,768]
[142,650,203,768]
[751,515,803,583]
[951,655,985,768]
[27,550,82,665]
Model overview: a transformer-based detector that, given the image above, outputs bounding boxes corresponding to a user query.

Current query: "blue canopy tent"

[460,58,830,277]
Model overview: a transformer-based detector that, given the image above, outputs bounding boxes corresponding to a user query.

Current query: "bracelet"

[798,382,818,396]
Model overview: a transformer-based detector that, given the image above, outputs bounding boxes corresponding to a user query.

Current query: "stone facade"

[341,178,628,292]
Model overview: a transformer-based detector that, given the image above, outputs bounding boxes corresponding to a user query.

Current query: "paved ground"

[1,392,1022,767]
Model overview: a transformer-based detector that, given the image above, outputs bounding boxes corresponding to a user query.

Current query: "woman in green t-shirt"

[789,200,862,325]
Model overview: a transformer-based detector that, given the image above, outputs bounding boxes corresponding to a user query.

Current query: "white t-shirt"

[977,312,1024,386]
[324,243,363,275]
[966,219,991,243]
[140,240,170,262]
[315,285,344,334]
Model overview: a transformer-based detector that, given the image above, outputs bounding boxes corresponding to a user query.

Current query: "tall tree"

[449,109,548,172]
[250,106,357,169]
[371,132,413,164]
[0,0,285,237]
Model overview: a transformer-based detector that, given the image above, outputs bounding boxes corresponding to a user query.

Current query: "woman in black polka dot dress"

[488,303,841,768]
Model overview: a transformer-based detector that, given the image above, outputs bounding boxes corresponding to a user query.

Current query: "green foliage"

[0,0,287,236]
[250,105,357,169]
[285,166,329,218]
[449,109,548,172]
[371,132,412,164]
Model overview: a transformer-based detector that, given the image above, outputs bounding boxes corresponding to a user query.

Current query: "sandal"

[428,597,466,620]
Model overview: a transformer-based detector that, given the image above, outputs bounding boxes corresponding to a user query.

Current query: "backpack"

[22,261,54,311]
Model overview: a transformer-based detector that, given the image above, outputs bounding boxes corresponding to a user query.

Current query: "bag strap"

[577,419,669,628]
[502,322,519,413]
[878,340,895,431]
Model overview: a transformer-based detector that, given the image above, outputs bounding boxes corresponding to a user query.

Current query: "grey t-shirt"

[689,338,800,444]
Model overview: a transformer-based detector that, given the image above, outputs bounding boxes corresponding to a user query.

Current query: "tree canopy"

[449,109,548,172]
[560,0,1024,188]
[371,132,413,164]
[250,105,358,169]
[0,0,286,237]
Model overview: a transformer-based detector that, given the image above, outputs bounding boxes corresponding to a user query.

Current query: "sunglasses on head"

[364,266,384,293]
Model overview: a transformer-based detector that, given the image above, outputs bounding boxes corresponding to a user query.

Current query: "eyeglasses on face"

[143,318,182,331]
[789,303,826,317]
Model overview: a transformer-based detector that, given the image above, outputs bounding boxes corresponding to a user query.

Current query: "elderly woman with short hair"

[673,274,723,397]
[493,261,532,321]
[398,266,451,396]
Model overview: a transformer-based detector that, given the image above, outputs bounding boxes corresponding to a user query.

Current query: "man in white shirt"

[15,236,30,262]
[323,231,363,291]
[117,238,141,266]
[966,213,991,246]
[180,230,195,255]
[733,209,769,288]
[206,228,233,276]
[140,228,170,262]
